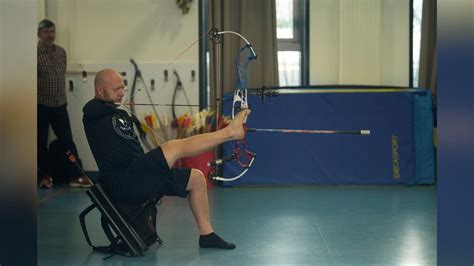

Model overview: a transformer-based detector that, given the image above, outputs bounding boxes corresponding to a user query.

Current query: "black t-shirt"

[82,98,144,180]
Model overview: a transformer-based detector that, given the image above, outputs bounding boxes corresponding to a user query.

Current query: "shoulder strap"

[78,203,97,249]
[100,215,119,245]
[79,203,133,259]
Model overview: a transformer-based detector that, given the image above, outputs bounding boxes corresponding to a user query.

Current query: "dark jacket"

[82,98,144,181]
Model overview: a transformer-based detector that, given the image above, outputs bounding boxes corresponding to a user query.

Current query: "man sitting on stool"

[83,69,251,249]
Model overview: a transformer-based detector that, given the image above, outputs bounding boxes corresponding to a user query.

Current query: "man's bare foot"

[227,109,251,140]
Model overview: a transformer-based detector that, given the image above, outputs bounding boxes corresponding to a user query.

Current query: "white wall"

[41,0,200,171]
[46,0,199,64]
[309,0,409,86]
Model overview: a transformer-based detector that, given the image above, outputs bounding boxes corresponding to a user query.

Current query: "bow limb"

[129,59,169,142]
[128,59,154,151]
[140,73,169,140]
[207,29,257,182]
[210,155,255,182]
[173,70,193,112]
[171,70,194,126]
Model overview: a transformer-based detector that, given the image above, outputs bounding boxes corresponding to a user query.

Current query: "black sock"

[199,232,236,249]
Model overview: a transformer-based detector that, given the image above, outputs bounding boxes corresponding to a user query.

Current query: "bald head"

[94,69,125,103]
[94,69,121,92]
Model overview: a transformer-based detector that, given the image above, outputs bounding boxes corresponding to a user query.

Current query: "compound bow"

[207,28,257,182]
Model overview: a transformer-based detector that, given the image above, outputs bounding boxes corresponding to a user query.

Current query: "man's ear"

[96,87,104,98]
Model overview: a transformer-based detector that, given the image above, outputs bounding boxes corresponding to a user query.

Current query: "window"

[276,0,297,41]
[412,0,423,87]
[276,0,304,87]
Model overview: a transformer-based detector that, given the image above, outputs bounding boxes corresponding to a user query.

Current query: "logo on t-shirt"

[112,115,136,139]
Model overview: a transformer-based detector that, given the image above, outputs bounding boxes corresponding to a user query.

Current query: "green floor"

[38,185,436,265]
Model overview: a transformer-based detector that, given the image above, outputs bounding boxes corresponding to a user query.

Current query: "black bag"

[66,150,163,258]
[79,183,163,259]
[114,201,160,247]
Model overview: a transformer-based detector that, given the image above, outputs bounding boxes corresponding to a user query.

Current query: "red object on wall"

[177,151,214,189]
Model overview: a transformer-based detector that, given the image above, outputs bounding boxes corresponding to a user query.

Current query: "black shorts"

[107,147,191,202]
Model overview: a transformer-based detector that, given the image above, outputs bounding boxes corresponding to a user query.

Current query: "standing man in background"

[37,19,90,188]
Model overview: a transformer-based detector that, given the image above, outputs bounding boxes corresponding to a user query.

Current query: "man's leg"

[160,110,250,249]
[37,105,53,187]
[49,104,75,155]
[160,109,251,168]
[50,104,90,187]
[186,168,236,249]
[186,169,212,234]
